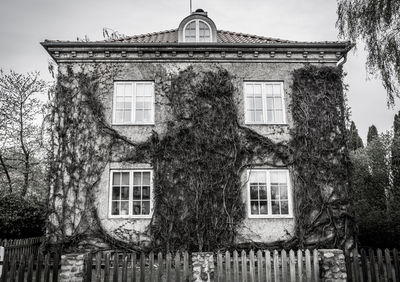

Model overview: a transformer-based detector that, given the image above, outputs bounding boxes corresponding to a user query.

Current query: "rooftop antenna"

[190,0,192,13]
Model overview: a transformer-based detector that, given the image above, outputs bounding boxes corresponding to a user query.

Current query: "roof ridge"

[217,29,296,43]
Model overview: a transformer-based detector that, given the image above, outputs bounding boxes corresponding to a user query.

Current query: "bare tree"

[0,70,47,196]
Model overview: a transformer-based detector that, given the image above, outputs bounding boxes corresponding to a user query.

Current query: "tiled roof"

[107,29,298,44]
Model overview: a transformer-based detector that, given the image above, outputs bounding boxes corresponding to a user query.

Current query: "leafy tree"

[0,70,47,196]
[347,121,364,150]
[337,0,400,105]
[367,125,378,144]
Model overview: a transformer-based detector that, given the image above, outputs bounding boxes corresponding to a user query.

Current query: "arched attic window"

[178,10,217,43]
[184,20,212,42]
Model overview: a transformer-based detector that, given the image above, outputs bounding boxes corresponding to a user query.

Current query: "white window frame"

[183,19,212,43]
[112,81,155,125]
[244,81,286,125]
[246,169,293,219]
[108,169,154,219]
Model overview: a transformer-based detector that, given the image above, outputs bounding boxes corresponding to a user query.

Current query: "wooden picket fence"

[0,237,43,258]
[0,251,61,282]
[84,249,320,282]
[346,248,400,282]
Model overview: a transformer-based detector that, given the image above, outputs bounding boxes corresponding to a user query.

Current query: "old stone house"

[41,10,354,251]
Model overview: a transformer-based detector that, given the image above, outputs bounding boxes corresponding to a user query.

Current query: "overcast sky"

[0,0,398,141]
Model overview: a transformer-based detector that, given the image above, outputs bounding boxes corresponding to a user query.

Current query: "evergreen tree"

[391,112,400,202]
[348,121,364,150]
[367,125,378,144]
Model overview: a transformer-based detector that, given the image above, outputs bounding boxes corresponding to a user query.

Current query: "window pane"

[245,84,253,94]
[111,201,119,215]
[254,97,263,110]
[132,201,141,215]
[142,201,150,215]
[136,101,144,109]
[275,110,283,123]
[185,21,196,42]
[266,97,274,110]
[281,201,289,214]
[253,84,262,94]
[271,185,279,200]
[274,98,283,110]
[121,172,129,185]
[133,186,141,200]
[280,185,288,199]
[115,110,124,123]
[112,172,120,185]
[250,201,259,215]
[143,110,152,122]
[265,84,273,96]
[250,185,258,200]
[249,171,266,183]
[142,172,150,185]
[273,84,281,95]
[123,110,131,123]
[121,187,129,200]
[133,172,141,185]
[259,201,268,214]
[112,187,120,200]
[246,97,254,110]
[255,111,263,122]
[142,186,150,200]
[271,201,280,214]
[267,110,273,121]
[270,171,287,184]
[259,186,268,200]
[199,21,211,42]
[121,201,129,215]
[135,109,144,122]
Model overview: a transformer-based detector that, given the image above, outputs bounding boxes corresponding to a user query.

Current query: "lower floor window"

[247,169,292,218]
[110,170,153,218]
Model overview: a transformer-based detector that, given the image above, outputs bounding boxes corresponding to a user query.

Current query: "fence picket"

[86,253,93,282]
[140,252,145,282]
[241,250,247,282]
[95,252,102,282]
[157,252,162,282]
[27,254,34,282]
[122,254,128,282]
[17,255,25,282]
[368,249,377,282]
[273,250,279,282]
[166,252,171,282]
[149,252,154,282]
[313,249,319,282]
[297,250,302,282]
[249,250,255,282]
[377,248,386,281]
[281,250,287,282]
[36,252,42,282]
[393,249,399,282]
[233,250,239,282]
[289,250,295,282]
[44,253,50,282]
[257,250,263,282]
[9,256,16,282]
[113,253,119,282]
[132,253,137,282]
[175,252,181,282]
[265,250,271,282]
[305,249,311,281]
[217,251,223,282]
[226,251,232,282]
[183,251,189,282]
[104,253,110,282]
[384,249,393,281]
[53,252,60,282]
[360,249,369,282]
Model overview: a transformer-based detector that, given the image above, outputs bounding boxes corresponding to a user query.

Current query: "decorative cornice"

[41,42,354,64]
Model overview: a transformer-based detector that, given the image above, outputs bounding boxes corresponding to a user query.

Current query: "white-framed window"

[113,82,155,125]
[244,82,286,124]
[247,169,292,218]
[183,20,212,42]
[109,170,153,218]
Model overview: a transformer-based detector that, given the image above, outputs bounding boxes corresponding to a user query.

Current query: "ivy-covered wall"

[47,60,353,252]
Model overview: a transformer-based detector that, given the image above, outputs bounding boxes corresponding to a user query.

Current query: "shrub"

[0,193,46,238]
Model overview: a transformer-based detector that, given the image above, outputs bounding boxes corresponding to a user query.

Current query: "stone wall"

[59,253,85,282]
[319,249,347,282]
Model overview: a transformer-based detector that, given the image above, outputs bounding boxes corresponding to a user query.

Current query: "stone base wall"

[318,249,347,282]
[59,253,85,282]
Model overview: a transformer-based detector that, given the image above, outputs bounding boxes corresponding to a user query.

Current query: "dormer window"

[184,20,212,42]
[178,9,217,43]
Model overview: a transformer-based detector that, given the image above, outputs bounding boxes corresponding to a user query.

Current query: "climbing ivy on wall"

[289,65,354,249]
[46,63,354,253]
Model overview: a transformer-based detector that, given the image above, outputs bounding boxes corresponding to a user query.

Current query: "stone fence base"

[59,249,347,281]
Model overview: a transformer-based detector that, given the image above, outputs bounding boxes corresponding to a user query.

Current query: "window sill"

[244,122,289,126]
[112,123,155,126]
[248,214,294,219]
[108,215,152,219]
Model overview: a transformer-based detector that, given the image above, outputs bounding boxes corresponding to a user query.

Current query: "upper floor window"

[184,20,212,42]
[244,82,286,124]
[247,169,292,218]
[109,170,153,218]
[113,82,154,125]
